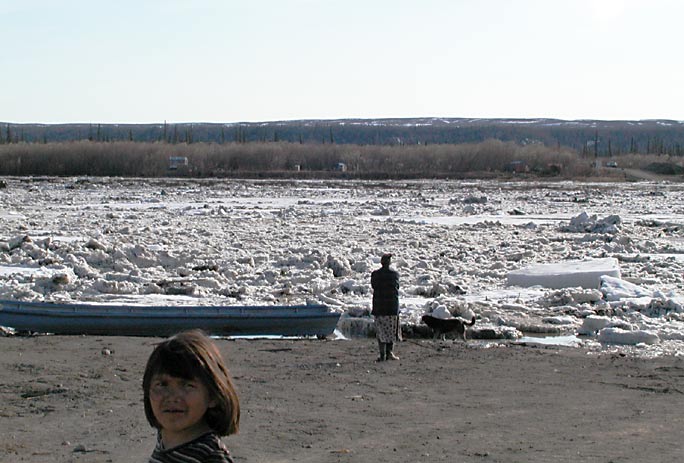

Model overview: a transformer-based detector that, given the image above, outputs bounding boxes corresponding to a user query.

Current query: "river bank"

[1,335,682,462]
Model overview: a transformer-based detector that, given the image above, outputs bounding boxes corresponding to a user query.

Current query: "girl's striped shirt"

[149,432,234,463]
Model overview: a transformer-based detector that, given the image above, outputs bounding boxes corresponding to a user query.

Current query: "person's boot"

[376,341,386,361]
[386,342,399,360]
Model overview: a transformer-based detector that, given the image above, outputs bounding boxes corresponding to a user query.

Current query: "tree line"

[2,118,684,158]
[0,139,593,178]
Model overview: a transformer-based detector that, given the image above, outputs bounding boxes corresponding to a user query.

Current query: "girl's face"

[149,373,217,446]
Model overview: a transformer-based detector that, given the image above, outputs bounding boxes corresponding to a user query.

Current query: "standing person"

[143,330,240,463]
[371,253,402,361]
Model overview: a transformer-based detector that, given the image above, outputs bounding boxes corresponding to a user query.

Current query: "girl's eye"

[151,383,167,394]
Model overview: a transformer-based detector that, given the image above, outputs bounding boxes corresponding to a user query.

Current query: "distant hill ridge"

[2,117,684,155]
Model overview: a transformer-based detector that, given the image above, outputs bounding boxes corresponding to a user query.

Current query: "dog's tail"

[467,316,476,326]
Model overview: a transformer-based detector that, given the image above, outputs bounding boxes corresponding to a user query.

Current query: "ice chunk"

[600,275,653,301]
[429,305,454,319]
[507,258,620,289]
[597,327,659,345]
[577,315,611,335]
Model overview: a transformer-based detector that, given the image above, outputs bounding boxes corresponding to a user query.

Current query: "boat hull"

[0,300,341,337]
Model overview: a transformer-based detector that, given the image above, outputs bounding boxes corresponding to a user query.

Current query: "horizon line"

[2,116,684,126]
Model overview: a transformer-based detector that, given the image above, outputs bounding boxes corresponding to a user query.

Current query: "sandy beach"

[1,334,682,463]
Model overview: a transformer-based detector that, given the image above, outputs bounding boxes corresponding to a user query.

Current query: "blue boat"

[0,299,340,337]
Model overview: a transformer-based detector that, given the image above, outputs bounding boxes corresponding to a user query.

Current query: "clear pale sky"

[2,0,682,124]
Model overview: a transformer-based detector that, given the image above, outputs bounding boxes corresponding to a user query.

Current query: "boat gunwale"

[0,300,341,336]
[0,307,341,320]
[0,300,335,316]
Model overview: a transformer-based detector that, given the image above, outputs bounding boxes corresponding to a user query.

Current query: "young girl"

[143,330,240,463]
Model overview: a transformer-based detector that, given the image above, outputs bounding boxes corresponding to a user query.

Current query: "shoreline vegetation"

[0,139,682,180]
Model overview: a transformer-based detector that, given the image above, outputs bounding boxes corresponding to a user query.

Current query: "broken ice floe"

[2,178,684,355]
[597,327,660,345]
[560,212,621,234]
[506,257,620,289]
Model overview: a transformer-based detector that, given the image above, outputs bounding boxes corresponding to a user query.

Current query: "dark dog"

[421,314,476,341]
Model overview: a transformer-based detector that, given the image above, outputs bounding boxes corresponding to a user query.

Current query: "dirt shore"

[0,335,682,463]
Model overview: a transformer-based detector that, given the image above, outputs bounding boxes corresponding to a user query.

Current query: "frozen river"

[1,176,684,356]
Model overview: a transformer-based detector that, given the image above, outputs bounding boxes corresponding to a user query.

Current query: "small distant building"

[169,156,189,170]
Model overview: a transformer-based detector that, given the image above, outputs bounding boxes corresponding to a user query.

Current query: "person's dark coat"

[371,265,399,316]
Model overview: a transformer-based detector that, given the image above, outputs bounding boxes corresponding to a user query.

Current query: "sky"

[2,0,683,124]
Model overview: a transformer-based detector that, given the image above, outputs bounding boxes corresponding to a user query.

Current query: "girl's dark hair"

[143,330,240,435]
